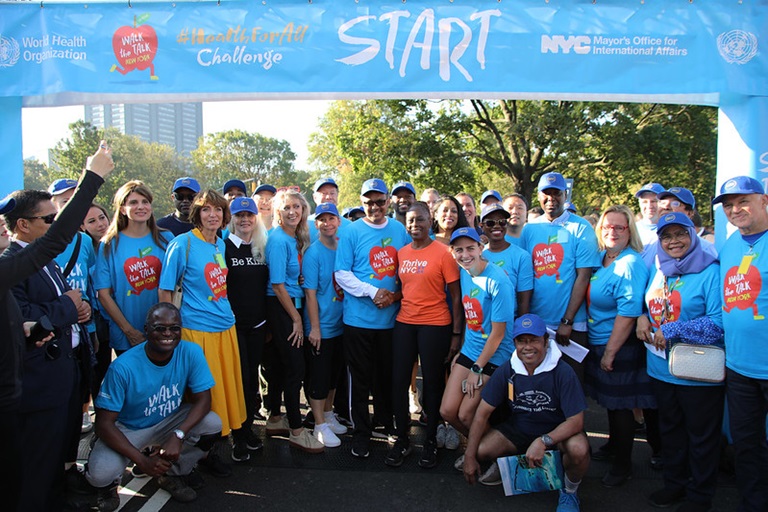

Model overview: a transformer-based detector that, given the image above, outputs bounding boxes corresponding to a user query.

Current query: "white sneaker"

[445,425,461,450]
[478,461,501,486]
[409,388,422,414]
[436,424,447,448]
[453,454,465,472]
[313,423,341,448]
[81,412,93,434]
[324,412,348,435]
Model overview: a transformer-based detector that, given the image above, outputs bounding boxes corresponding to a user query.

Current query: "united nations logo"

[717,30,758,65]
[0,36,20,68]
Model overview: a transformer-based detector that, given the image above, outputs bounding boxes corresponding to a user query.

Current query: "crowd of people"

[1,143,767,512]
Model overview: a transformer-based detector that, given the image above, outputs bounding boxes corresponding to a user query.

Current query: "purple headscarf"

[657,223,717,277]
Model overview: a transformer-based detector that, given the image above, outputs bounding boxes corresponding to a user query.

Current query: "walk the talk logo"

[0,35,20,68]
[111,14,159,80]
[717,30,758,65]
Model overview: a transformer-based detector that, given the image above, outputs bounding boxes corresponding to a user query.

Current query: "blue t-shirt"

[483,244,534,293]
[482,359,587,438]
[520,212,601,328]
[94,232,172,351]
[159,230,235,332]
[308,214,351,242]
[265,226,305,299]
[95,341,215,430]
[334,219,410,329]
[719,232,768,379]
[302,240,344,338]
[644,263,723,385]
[459,262,516,366]
[587,249,648,346]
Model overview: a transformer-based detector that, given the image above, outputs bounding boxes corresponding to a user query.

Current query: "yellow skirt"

[182,325,246,435]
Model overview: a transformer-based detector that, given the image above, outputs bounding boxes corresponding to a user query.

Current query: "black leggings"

[306,335,344,400]
[266,297,305,430]
[392,322,452,441]
[233,323,266,438]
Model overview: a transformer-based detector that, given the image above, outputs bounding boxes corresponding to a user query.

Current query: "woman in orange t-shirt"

[385,202,463,469]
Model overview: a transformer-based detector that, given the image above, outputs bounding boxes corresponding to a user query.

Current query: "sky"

[21,100,333,170]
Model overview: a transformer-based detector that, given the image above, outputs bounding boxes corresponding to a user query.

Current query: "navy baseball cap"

[315,202,340,217]
[538,172,567,191]
[449,227,482,245]
[635,182,665,198]
[656,212,694,233]
[513,313,547,338]
[480,189,502,204]
[361,178,388,196]
[173,177,201,193]
[229,197,258,215]
[342,206,364,218]
[564,201,577,213]
[223,179,247,195]
[253,184,277,195]
[712,176,765,205]
[480,203,510,222]
[48,178,78,195]
[658,187,696,209]
[391,181,416,196]
[313,177,338,193]
[0,196,16,215]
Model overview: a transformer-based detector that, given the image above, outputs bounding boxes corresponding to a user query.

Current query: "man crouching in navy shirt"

[463,313,590,512]
[85,302,222,511]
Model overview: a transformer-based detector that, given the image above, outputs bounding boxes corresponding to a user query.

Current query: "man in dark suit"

[4,189,94,511]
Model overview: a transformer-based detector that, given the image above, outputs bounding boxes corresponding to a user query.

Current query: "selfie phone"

[27,315,54,344]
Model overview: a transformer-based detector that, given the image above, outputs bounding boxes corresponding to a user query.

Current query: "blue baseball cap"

[0,196,16,215]
[658,187,696,209]
[173,177,201,193]
[342,206,364,218]
[635,182,665,198]
[538,172,567,191]
[48,178,78,195]
[564,201,577,213]
[656,212,694,233]
[391,181,416,196]
[513,313,547,339]
[313,177,338,193]
[480,189,502,204]
[449,227,482,245]
[223,179,247,195]
[229,197,258,215]
[253,184,277,195]
[712,176,766,205]
[361,178,388,196]
[315,202,340,217]
[480,202,510,222]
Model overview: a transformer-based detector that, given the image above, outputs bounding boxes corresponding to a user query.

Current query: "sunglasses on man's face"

[25,213,56,224]
[174,192,196,202]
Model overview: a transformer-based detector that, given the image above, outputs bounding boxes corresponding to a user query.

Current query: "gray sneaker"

[444,425,461,450]
[436,424,447,448]
[157,475,197,503]
[478,461,502,486]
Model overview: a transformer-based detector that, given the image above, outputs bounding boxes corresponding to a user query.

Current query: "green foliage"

[23,158,53,191]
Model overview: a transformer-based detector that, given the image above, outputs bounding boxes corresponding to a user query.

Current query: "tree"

[23,158,53,191]
[191,129,297,192]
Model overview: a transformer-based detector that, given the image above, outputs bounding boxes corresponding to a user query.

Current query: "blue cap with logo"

[391,181,416,196]
[537,172,567,191]
[173,177,201,194]
[564,201,577,213]
[253,184,277,195]
[658,187,696,209]
[342,206,364,218]
[48,178,78,196]
[315,202,340,217]
[223,179,247,195]
[361,178,388,196]
[712,176,765,205]
[513,313,548,339]
[229,197,258,215]
[656,212,694,234]
[449,227,482,245]
[634,182,665,198]
[480,202,510,222]
[0,196,16,215]
[313,177,338,193]
[480,189,502,204]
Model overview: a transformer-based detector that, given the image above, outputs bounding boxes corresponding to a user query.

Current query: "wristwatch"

[540,434,554,448]
[173,429,186,441]
[470,363,483,374]
[560,317,573,326]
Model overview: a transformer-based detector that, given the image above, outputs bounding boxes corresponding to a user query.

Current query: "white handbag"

[668,343,725,383]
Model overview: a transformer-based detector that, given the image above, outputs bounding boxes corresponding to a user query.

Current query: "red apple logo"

[123,247,161,295]
[463,289,486,335]
[646,287,682,328]
[369,237,398,280]
[532,240,564,283]
[332,275,344,302]
[111,14,159,80]
[204,262,228,301]
[723,265,763,318]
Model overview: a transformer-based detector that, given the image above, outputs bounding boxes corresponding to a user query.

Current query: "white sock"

[324,411,335,422]
[564,474,580,494]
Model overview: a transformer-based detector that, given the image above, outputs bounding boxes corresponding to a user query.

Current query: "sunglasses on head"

[482,218,508,228]
[25,213,56,224]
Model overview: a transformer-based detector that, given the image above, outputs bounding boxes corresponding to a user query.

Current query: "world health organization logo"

[717,30,758,65]
[0,35,20,68]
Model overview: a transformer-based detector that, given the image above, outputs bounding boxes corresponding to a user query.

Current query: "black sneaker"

[95,484,120,512]
[384,438,411,467]
[130,464,147,478]
[246,430,263,451]
[65,465,94,495]
[648,487,685,508]
[184,469,205,490]
[351,438,370,459]
[418,438,438,469]
[601,467,632,488]
[231,440,251,463]
[197,452,232,478]
[591,445,615,462]
[157,475,197,503]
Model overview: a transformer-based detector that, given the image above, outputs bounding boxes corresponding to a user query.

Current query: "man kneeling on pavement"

[463,313,589,512]
[85,302,222,510]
